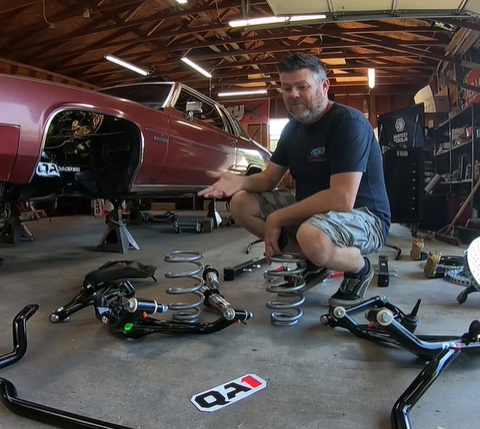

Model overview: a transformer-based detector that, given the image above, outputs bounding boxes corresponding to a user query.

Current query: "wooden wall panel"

[268,92,415,130]
[245,124,269,149]
[0,57,97,90]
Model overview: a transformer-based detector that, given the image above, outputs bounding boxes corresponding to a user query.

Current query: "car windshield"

[97,83,174,110]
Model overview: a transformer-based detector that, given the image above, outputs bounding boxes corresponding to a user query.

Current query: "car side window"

[173,88,226,132]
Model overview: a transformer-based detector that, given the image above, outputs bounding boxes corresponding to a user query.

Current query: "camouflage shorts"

[253,190,385,255]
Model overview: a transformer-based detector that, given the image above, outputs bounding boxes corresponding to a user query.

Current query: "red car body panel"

[0,124,20,182]
[0,74,271,202]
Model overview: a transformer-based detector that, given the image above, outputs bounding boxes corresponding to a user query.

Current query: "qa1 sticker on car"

[36,162,60,177]
[191,374,267,413]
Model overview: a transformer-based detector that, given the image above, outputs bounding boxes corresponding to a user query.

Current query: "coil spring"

[164,250,205,323]
[265,253,307,327]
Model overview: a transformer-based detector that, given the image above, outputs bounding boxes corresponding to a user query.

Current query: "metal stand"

[96,200,139,254]
[320,296,480,429]
[0,205,34,244]
[0,305,135,429]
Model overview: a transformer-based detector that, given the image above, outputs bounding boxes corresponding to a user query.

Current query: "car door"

[162,86,237,187]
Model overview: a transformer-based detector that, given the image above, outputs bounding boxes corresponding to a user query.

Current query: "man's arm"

[268,116,370,227]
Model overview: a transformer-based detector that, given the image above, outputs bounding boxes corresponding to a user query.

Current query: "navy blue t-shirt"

[271,102,391,239]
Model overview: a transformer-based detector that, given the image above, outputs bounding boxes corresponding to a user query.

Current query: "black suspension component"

[94,265,253,339]
[0,304,136,429]
[0,304,39,370]
[49,261,157,323]
[320,295,480,429]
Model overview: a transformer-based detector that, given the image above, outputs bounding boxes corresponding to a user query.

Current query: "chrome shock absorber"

[164,250,205,323]
[265,253,307,327]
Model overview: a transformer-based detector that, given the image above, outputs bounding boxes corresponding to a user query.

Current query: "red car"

[0,75,271,206]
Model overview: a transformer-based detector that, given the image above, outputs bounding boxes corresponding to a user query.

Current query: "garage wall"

[269,92,415,129]
[0,57,97,90]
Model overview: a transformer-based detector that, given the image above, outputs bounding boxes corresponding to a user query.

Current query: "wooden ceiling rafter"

[54,32,447,78]
[32,21,450,65]
[1,0,476,94]
[3,0,268,55]
[92,51,445,87]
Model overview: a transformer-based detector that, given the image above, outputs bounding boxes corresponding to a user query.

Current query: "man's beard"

[289,89,326,124]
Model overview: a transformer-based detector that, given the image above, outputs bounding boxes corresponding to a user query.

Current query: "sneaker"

[280,260,332,293]
[303,261,333,291]
[328,261,374,308]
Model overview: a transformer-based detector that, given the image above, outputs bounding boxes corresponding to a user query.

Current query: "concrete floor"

[0,215,479,429]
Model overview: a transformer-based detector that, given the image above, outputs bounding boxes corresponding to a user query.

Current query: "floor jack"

[320,296,480,429]
[0,304,135,429]
[94,260,253,338]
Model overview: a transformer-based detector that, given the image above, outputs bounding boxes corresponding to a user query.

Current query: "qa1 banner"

[222,99,270,125]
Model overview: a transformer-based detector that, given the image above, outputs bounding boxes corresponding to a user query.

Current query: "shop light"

[368,68,376,88]
[218,89,267,97]
[105,55,150,76]
[181,57,212,78]
[229,14,327,28]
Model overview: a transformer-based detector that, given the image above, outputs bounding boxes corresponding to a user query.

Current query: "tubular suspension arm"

[0,304,39,370]
[0,305,135,429]
[390,347,461,429]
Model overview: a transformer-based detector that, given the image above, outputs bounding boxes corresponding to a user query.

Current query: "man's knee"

[229,191,262,224]
[296,223,333,266]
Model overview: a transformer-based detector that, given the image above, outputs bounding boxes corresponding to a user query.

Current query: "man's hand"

[197,171,244,199]
[264,214,282,263]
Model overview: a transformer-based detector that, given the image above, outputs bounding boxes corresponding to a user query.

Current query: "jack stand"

[0,205,34,244]
[126,201,145,225]
[206,199,223,228]
[223,256,268,281]
[96,200,139,254]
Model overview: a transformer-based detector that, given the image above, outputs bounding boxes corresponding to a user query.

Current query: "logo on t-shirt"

[310,146,325,162]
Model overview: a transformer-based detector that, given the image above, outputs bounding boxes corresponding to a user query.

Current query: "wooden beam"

[438,18,480,33]
[32,24,449,64]
[70,51,440,82]
[58,38,446,76]
[98,72,428,89]
[83,60,436,81]
[445,79,480,94]
[335,33,480,71]
[2,0,268,53]
[0,0,41,15]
